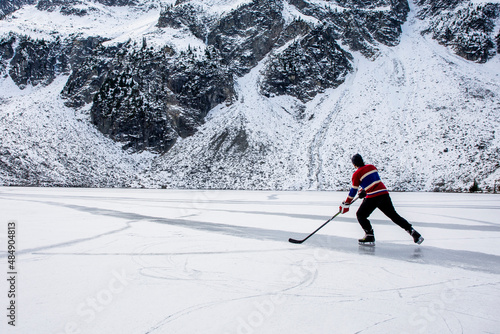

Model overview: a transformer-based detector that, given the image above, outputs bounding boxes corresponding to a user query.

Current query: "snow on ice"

[0,187,499,333]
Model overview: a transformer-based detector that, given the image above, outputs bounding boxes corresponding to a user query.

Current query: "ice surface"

[0,188,499,333]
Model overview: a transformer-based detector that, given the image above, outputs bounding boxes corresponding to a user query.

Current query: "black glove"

[358,189,366,199]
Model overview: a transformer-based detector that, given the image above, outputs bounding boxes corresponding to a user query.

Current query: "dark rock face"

[0,0,36,19]
[284,0,410,58]
[207,0,285,75]
[497,31,500,53]
[417,0,500,62]
[0,36,15,76]
[36,0,137,13]
[415,0,465,18]
[6,35,69,89]
[94,0,137,6]
[159,1,288,76]
[61,37,115,107]
[89,45,235,152]
[157,3,216,40]
[260,25,353,101]
[0,34,107,90]
[256,0,409,100]
[36,0,91,16]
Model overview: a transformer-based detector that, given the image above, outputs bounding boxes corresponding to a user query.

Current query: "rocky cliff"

[417,0,500,62]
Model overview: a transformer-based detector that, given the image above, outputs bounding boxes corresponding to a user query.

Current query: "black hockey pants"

[356,194,412,233]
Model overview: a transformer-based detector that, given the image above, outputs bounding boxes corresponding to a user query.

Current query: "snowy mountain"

[0,0,499,191]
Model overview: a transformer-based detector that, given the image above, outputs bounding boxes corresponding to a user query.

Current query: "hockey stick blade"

[288,196,359,245]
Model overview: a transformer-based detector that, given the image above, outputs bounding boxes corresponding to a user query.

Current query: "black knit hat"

[351,154,365,167]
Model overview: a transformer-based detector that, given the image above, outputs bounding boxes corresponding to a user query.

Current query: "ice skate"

[409,228,424,244]
[358,230,375,246]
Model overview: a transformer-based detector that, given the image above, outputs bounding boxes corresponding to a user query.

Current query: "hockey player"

[339,154,424,245]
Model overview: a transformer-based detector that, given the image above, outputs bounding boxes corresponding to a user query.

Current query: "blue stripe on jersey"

[348,187,357,198]
[360,171,381,190]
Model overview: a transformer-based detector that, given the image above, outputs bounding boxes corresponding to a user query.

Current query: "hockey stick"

[288,196,359,244]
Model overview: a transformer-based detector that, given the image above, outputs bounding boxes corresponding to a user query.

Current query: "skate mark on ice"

[32,248,300,257]
[144,263,314,334]
[354,316,398,334]
[0,224,131,258]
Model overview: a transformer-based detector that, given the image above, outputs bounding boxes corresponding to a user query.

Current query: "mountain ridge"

[0,0,499,191]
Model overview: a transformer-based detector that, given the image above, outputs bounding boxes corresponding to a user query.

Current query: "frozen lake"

[0,188,499,333]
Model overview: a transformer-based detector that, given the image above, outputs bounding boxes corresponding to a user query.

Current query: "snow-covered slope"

[0,76,154,186]
[1,0,499,191]
[142,0,500,191]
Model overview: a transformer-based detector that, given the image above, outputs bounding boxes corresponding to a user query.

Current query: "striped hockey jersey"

[346,164,388,203]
